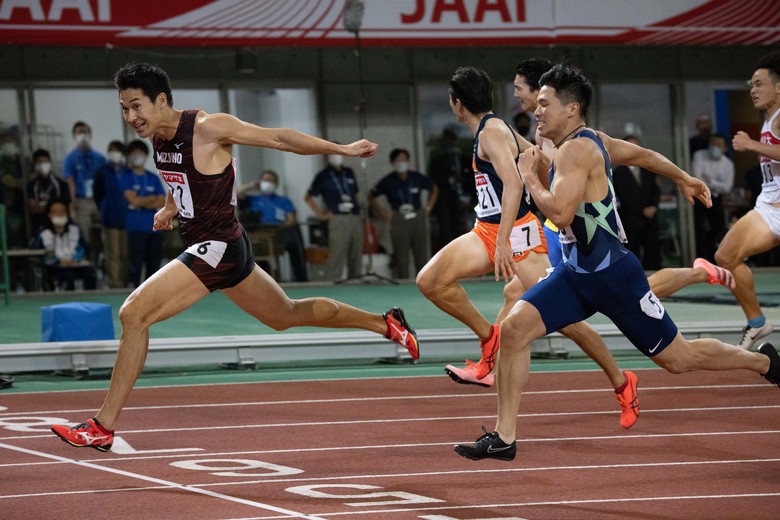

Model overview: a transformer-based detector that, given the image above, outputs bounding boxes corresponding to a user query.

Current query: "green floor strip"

[0,353,659,394]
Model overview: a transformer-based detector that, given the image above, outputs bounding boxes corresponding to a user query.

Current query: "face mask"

[708,146,723,160]
[51,216,68,227]
[130,154,146,167]
[260,180,276,194]
[35,162,52,176]
[1,142,19,156]
[328,155,344,168]
[108,151,124,165]
[393,161,409,173]
[75,133,91,146]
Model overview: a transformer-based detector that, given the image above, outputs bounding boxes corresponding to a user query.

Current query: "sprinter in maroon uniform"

[51,62,419,452]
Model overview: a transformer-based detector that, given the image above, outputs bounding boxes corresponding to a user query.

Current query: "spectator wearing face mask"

[305,154,363,281]
[238,169,309,282]
[27,148,71,233]
[33,199,97,291]
[93,141,129,288]
[691,133,734,261]
[368,148,438,279]
[120,140,166,288]
[62,121,106,259]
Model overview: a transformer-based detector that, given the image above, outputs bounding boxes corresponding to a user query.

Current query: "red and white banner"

[0,0,778,47]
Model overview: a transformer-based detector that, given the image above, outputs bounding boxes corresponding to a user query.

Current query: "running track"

[1,369,779,519]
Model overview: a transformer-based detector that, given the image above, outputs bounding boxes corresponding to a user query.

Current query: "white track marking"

[0,383,767,417]
[3,429,779,468]
[0,442,325,519]
[213,492,780,519]
[4,404,779,442]
[2,457,779,500]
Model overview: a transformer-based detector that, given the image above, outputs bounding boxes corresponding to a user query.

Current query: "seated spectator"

[120,140,166,288]
[33,199,97,291]
[238,169,308,282]
[27,148,71,233]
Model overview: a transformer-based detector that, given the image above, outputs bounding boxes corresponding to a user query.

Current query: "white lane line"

[2,457,779,500]
[219,492,780,519]
[4,404,780,442]
[0,442,325,519]
[189,457,780,488]
[3,429,779,468]
[0,384,767,417]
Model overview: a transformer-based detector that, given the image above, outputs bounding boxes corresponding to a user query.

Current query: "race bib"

[474,172,501,218]
[159,170,195,219]
[558,225,577,245]
[639,290,665,320]
[184,240,227,268]
[509,219,542,255]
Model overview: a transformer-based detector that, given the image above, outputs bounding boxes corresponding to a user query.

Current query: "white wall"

[33,88,125,168]
[229,88,320,220]
[0,89,19,131]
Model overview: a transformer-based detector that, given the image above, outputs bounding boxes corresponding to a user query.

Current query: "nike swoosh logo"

[486,444,513,453]
[648,339,663,354]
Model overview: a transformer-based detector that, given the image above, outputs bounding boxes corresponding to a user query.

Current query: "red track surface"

[1,369,779,519]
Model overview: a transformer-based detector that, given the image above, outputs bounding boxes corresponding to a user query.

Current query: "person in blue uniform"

[305,155,363,281]
[368,148,438,279]
[120,140,166,288]
[238,169,308,282]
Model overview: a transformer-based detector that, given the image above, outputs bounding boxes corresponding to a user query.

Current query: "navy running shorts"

[521,252,678,357]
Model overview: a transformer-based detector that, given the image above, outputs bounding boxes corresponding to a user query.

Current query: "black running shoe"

[454,427,516,461]
[758,343,780,388]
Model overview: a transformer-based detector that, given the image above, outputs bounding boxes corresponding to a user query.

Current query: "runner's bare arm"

[153,191,178,231]
[480,125,523,281]
[518,141,590,229]
[197,112,378,158]
[733,131,780,161]
[598,131,711,207]
[508,127,534,152]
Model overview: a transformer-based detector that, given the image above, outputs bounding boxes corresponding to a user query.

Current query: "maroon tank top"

[152,109,241,247]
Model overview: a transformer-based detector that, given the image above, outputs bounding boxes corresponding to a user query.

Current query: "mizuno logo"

[487,444,513,453]
[390,323,409,345]
[75,431,110,444]
[174,142,184,149]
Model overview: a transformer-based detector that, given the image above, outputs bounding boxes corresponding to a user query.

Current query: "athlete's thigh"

[648,332,691,370]
[222,264,294,322]
[520,264,588,335]
[418,231,493,282]
[718,209,780,260]
[514,250,553,290]
[123,259,211,325]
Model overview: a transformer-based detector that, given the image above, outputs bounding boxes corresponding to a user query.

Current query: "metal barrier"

[0,321,751,377]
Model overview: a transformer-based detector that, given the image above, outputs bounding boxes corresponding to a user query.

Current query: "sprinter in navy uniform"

[456,64,780,462]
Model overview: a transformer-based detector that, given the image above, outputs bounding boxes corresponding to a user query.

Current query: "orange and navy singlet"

[472,113,532,224]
